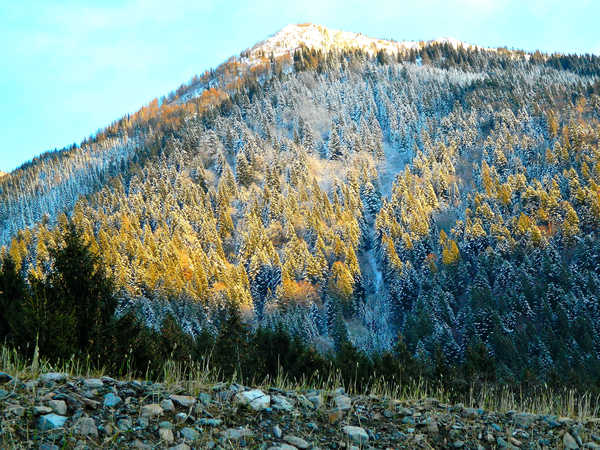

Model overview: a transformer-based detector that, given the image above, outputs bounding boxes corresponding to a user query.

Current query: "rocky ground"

[1,372,599,449]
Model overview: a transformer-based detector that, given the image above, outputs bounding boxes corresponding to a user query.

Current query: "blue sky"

[1,0,599,172]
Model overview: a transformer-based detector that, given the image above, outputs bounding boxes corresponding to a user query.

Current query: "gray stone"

[75,417,98,438]
[273,424,282,439]
[170,445,191,450]
[117,418,132,431]
[159,427,175,444]
[284,435,310,448]
[38,413,68,431]
[39,444,59,450]
[170,394,196,408]
[222,427,255,441]
[83,378,103,389]
[198,418,222,426]
[175,412,188,424]
[198,392,212,405]
[334,395,352,411]
[6,405,26,417]
[39,372,66,384]
[48,399,67,415]
[397,407,414,416]
[181,427,200,441]
[234,389,271,411]
[161,399,175,412]
[584,443,600,449]
[513,412,537,428]
[307,394,322,409]
[103,393,122,408]
[343,426,369,444]
[272,394,294,411]
[564,432,580,449]
[141,403,163,418]
[159,421,173,429]
[268,446,297,450]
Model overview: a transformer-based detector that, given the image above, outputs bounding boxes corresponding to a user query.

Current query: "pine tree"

[329,128,344,160]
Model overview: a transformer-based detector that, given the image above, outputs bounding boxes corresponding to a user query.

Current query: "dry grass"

[2,343,599,420]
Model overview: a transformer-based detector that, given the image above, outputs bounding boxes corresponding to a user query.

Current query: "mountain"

[2,24,600,387]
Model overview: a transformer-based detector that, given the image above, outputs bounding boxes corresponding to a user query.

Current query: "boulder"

[343,425,369,444]
[38,413,67,431]
[234,389,270,411]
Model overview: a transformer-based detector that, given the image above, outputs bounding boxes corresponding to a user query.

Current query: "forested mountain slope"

[3,24,600,385]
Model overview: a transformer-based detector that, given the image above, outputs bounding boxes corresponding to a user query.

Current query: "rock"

[170,445,191,450]
[39,444,59,450]
[159,427,175,444]
[334,395,352,410]
[272,394,294,411]
[509,437,522,446]
[161,398,175,412]
[234,389,271,411]
[39,372,66,384]
[181,427,200,441]
[38,413,68,431]
[0,372,12,383]
[426,420,439,434]
[103,393,122,408]
[584,443,600,449]
[564,432,580,449]
[284,435,310,448]
[174,412,188,424]
[141,403,163,418]
[343,426,369,444]
[83,378,103,389]
[101,376,116,385]
[307,394,322,409]
[268,445,297,450]
[198,392,212,405]
[6,404,26,417]
[117,417,132,431]
[198,418,222,426]
[169,442,191,450]
[273,424,282,439]
[170,394,196,408]
[296,394,315,410]
[397,407,414,416]
[48,399,67,415]
[328,408,345,424]
[513,412,537,428]
[222,427,255,441]
[75,417,98,438]
[333,387,345,395]
[138,417,149,428]
[159,421,173,429]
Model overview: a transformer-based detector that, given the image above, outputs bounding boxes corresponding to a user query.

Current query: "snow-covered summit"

[242,23,478,64]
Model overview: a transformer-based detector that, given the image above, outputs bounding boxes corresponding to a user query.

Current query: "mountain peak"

[243,23,476,64]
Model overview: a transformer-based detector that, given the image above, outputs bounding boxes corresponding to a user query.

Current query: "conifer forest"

[3,25,600,392]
